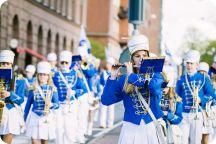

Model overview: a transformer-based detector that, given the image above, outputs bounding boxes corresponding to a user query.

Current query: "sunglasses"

[60,61,69,65]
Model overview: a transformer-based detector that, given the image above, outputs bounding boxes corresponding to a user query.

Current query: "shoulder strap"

[58,71,77,102]
[37,86,46,100]
[135,87,166,144]
[24,78,30,87]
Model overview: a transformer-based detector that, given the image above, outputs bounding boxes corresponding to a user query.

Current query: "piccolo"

[112,64,126,68]
[112,64,139,68]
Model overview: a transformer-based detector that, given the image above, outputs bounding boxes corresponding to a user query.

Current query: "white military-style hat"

[37,61,51,74]
[184,50,200,63]
[198,62,209,73]
[128,34,149,55]
[25,64,36,74]
[106,57,115,65]
[59,50,72,62]
[0,50,15,63]
[47,53,57,61]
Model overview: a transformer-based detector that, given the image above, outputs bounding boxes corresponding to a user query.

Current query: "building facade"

[86,0,122,60]
[140,0,162,55]
[87,0,162,59]
[0,0,87,67]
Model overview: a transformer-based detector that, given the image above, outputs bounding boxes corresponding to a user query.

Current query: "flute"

[112,64,139,68]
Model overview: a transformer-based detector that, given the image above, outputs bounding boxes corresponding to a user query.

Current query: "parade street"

[13,103,124,144]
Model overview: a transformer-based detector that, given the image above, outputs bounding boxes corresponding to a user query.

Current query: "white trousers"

[99,103,115,127]
[118,120,159,144]
[55,102,78,144]
[76,94,89,141]
[179,112,203,144]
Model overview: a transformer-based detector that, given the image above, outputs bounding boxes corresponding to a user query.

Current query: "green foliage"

[200,40,216,65]
[90,39,105,60]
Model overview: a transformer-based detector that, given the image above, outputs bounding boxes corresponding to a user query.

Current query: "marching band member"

[53,50,87,144]
[0,50,25,144]
[99,57,116,128]
[160,78,183,144]
[101,34,165,144]
[72,47,89,143]
[197,62,214,144]
[77,46,98,136]
[22,64,36,109]
[24,61,59,144]
[47,52,58,76]
[176,50,214,144]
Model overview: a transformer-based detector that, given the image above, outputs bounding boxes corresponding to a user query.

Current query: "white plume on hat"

[47,53,57,61]
[198,62,209,73]
[37,61,51,74]
[0,50,15,63]
[184,50,200,63]
[59,50,72,62]
[25,65,36,74]
[128,34,149,55]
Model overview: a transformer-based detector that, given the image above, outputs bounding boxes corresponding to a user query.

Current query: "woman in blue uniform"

[24,61,59,144]
[22,64,36,110]
[197,62,215,144]
[101,34,165,144]
[160,80,183,144]
[0,50,25,144]
[176,50,214,144]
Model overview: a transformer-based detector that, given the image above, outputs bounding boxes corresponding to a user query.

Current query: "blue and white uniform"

[22,77,36,109]
[0,76,25,135]
[176,72,214,144]
[24,84,59,140]
[160,93,183,143]
[53,69,87,144]
[99,70,115,128]
[101,72,164,144]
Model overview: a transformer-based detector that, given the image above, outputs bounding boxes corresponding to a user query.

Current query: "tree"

[201,40,216,65]
[181,26,209,55]
[90,39,105,60]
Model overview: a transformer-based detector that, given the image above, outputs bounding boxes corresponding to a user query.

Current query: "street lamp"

[9,39,19,65]
[128,0,144,35]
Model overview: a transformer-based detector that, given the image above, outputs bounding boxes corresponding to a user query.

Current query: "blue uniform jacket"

[176,73,214,113]
[160,95,183,125]
[24,77,36,96]
[24,84,59,120]
[100,70,110,86]
[101,72,164,125]
[53,70,87,102]
[5,78,25,110]
[82,64,96,92]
